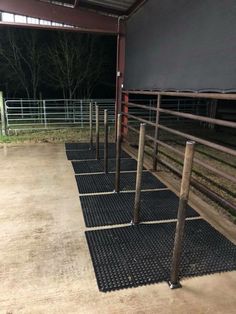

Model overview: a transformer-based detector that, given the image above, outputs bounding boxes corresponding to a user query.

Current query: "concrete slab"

[0,143,235,314]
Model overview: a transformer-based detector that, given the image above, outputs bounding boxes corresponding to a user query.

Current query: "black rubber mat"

[66,148,130,160]
[75,172,166,194]
[72,158,139,174]
[65,142,116,151]
[85,219,236,292]
[80,190,199,227]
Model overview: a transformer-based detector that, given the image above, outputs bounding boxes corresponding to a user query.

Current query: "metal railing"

[121,90,236,215]
[4,98,115,132]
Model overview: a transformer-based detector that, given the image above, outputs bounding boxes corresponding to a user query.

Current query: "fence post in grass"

[132,123,146,225]
[43,100,47,129]
[152,94,161,171]
[0,92,6,136]
[96,104,100,160]
[115,114,122,192]
[89,102,93,149]
[169,141,195,289]
[104,109,108,173]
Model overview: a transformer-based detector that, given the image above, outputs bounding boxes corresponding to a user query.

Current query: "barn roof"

[39,0,143,16]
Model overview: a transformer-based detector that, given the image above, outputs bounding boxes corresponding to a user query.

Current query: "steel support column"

[115,19,126,134]
[122,93,129,137]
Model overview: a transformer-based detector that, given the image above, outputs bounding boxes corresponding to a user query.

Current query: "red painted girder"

[0,0,118,34]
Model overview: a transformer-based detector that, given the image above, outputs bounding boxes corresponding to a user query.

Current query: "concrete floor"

[0,143,235,314]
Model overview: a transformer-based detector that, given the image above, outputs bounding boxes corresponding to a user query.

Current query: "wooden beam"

[0,0,118,34]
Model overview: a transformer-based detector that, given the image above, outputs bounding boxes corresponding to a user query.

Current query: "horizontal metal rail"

[158,124,236,157]
[124,124,236,184]
[159,108,236,128]
[122,112,236,157]
[124,90,236,100]
[121,92,236,216]
[122,112,156,127]
[123,125,236,215]
[122,101,157,112]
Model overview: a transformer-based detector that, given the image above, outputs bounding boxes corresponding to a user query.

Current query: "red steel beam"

[0,0,118,34]
[115,18,126,132]
[0,21,110,34]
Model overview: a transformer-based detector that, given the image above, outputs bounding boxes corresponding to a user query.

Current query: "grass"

[0,127,115,144]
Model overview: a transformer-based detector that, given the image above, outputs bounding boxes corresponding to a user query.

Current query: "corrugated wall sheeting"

[124,0,236,92]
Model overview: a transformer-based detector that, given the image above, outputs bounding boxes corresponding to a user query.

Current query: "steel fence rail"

[121,90,236,215]
[4,98,116,132]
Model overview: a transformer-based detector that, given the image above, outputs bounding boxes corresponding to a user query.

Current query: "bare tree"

[46,32,105,99]
[0,29,43,99]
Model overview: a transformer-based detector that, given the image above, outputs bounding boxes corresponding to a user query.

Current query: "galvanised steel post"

[133,123,146,224]
[0,92,6,136]
[96,104,100,160]
[43,100,47,129]
[115,114,122,192]
[152,94,161,171]
[169,141,195,289]
[104,109,108,174]
[89,102,93,149]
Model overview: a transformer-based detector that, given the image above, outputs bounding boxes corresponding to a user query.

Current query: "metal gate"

[4,98,115,132]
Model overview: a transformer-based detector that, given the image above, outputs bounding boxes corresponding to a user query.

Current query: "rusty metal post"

[104,109,108,174]
[96,104,100,160]
[89,102,93,149]
[115,114,122,192]
[132,123,146,225]
[169,141,195,289]
[152,94,161,171]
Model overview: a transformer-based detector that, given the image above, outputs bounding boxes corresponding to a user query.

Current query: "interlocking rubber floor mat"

[75,171,166,194]
[80,190,198,227]
[66,148,130,160]
[72,158,139,174]
[65,142,116,151]
[85,219,236,292]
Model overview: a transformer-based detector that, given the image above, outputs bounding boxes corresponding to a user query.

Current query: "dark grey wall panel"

[125,0,236,92]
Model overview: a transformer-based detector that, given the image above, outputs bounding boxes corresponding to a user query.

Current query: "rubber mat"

[75,171,166,194]
[65,142,116,151]
[80,190,199,227]
[66,148,130,160]
[85,219,236,292]
[72,158,139,174]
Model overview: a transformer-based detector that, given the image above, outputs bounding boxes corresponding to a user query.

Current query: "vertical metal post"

[0,92,6,136]
[104,110,108,174]
[132,123,146,225]
[169,141,195,289]
[122,93,129,137]
[115,114,122,192]
[89,102,93,149]
[80,100,83,127]
[115,19,126,137]
[21,98,23,118]
[152,94,161,171]
[43,100,47,129]
[96,104,100,160]
[39,93,43,123]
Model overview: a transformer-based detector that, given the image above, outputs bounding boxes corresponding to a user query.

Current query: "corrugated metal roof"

[80,0,137,13]
[39,0,139,15]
